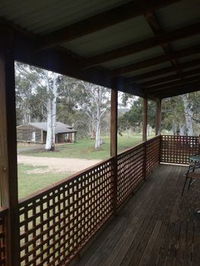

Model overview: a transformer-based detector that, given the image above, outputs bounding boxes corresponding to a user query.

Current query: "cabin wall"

[56,133,76,143]
[17,125,42,143]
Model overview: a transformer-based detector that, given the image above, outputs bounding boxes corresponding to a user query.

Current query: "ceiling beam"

[152,80,200,98]
[0,25,143,97]
[39,0,179,50]
[86,21,200,66]
[112,44,200,76]
[144,11,181,75]
[140,67,200,88]
[145,76,200,93]
[127,58,200,82]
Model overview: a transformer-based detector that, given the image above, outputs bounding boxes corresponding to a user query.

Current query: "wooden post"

[143,98,148,142]
[41,129,44,143]
[110,89,118,213]
[0,29,20,265]
[142,98,148,180]
[155,99,162,135]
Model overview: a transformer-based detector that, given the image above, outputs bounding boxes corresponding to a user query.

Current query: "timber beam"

[127,58,200,82]
[112,44,200,76]
[144,11,181,76]
[153,81,200,98]
[86,21,200,67]
[140,67,200,88]
[145,76,200,93]
[143,98,148,142]
[39,0,179,50]
[0,29,20,265]
[0,24,144,97]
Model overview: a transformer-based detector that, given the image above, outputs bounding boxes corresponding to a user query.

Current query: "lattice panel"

[0,209,7,266]
[19,159,113,266]
[161,135,200,164]
[117,144,145,206]
[146,136,160,176]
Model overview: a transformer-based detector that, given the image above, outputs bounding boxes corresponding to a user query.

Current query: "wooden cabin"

[0,1,200,265]
[17,122,77,143]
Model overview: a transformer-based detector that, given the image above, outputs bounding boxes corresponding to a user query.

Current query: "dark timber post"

[0,28,20,265]
[155,99,162,135]
[110,89,118,214]
[143,98,148,142]
[143,98,148,180]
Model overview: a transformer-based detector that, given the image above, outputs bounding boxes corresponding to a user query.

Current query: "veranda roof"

[0,0,200,99]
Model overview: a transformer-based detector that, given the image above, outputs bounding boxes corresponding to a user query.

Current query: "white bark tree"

[80,83,109,149]
[45,72,59,151]
[182,94,194,136]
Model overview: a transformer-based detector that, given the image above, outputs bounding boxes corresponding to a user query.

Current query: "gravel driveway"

[18,155,101,174]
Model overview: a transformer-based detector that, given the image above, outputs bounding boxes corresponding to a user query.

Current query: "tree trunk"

[45,73,58,151]
[45,98,53,150]
[182,94,194,136]
[179,124,185,135]
[172,120,177,135]
[51,75,57,149]
[95,120,101,149]
[95,89,101,149]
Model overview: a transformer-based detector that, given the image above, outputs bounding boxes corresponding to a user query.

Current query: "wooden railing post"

[0,28,20,265]
[110,89,118,214]
[143,98,148,142]
[155,99,162,136]
[143,141,147,180]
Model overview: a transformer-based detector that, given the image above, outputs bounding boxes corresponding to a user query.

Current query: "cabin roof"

[1,0,200,99]
[28,122,77,134]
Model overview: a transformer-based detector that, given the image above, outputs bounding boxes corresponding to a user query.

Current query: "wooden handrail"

[2,136,161,266]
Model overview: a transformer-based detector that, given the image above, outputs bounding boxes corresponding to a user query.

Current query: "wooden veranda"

[0,0,200,265]
[74,164,200,266]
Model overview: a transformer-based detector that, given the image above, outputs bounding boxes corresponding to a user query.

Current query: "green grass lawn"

[19,135,143,160]
[17,134,151,198]
[18,164,70,199]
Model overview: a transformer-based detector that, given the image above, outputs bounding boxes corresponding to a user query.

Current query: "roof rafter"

[152,80,200,98]
[144,11,181,76]
[86,21,200,67]
[140,67,200,88]
[127,58,200,82]
[112,45,200,76]
[145,76,200,93]
[39,0,179,50]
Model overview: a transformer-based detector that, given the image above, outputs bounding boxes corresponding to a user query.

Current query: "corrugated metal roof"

[123,62,173,77]
[0,0,131,34]
[63,16,154,57]
[0,0,200,97]
[101,47,165,69]
[29,122,77,134]
[157,0,200,31]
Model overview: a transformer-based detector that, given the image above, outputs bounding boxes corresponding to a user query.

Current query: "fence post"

[143,98,148,142]
[110,89,118,214]
[143,141,147,180]
[155,99,162,136]
[159,135,162,164]
[0,28,20,265]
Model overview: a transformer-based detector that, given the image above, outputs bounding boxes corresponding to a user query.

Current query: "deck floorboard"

[72,165,200,266]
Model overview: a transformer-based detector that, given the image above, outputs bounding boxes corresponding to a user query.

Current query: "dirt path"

[18,155,101,174]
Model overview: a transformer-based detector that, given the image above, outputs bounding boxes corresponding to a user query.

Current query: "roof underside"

[0,0,200,99]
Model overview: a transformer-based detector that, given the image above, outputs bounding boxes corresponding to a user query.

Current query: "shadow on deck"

[72,165,200,266]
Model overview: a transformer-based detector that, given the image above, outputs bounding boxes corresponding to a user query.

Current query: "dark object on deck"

[17,121,77,144]
[182,155,200,195]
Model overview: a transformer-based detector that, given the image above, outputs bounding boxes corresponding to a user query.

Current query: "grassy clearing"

[18,164,70,199]
[17,134,155,198]
[19,135,143,160]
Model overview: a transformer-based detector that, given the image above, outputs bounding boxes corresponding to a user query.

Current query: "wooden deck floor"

[71,165,200,266]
